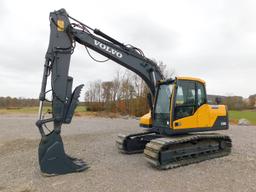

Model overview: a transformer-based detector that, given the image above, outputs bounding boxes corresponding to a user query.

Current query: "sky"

[0,0,255,99]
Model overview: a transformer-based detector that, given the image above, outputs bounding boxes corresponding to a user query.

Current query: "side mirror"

[147,93,153,111]
[215,97,222,104]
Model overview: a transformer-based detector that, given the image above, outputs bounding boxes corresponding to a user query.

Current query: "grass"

[1,107,255,125]
[229,110,256,125]
[0,106,42,114]
[0,106,86,115]
[0,106,119,118]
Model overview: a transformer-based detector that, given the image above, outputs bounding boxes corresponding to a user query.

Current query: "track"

[116,132,162,154]
[116,132,232,170]
[144,133,232,169]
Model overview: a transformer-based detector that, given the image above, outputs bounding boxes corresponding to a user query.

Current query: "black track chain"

[144,133,232,169]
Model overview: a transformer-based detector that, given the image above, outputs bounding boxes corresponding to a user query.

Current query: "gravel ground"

[0,115,255,192]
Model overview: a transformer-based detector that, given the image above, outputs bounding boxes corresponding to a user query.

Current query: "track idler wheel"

[38,131,89,176]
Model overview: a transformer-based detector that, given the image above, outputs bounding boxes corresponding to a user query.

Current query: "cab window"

[174,80,196,120]
[197,82,207,106]
[155,84,173,114]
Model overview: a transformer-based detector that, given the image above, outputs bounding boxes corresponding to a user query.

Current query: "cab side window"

[174,81,196,120]
[176,82,195,106]
[197,82,207,106]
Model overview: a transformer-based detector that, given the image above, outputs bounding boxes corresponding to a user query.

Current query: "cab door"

[172,80,197,130]
[196,82,210,128]
[172,80,210,131]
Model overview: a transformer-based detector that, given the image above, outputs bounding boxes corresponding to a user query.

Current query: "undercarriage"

[116,131,232,169]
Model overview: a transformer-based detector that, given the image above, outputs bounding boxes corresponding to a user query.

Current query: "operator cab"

[140,76,227,135]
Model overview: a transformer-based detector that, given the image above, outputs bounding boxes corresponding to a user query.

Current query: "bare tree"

[152,59,175,79]
[84,61,175,115]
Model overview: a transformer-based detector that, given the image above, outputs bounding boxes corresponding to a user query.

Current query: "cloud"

[0,0,255,98]
[0,1,7,22]
[118,17,176,48]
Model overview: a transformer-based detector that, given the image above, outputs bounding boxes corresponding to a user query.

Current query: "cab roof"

[176,76,205,84]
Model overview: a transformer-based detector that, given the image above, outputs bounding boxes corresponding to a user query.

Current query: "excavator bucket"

[38,130,89,176]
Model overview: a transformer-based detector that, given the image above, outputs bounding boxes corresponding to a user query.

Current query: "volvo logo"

[94,40,123,58]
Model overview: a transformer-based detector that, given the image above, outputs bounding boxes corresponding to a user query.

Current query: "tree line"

[84,69,150,116]
[208,95,256,110]
[0,97,38,108]
[0,93,254,112]
[84,62,173,116]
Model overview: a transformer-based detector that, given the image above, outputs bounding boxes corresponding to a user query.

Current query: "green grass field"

[229,110,256,125]
[0,107,255,125]
[0,106,87,114]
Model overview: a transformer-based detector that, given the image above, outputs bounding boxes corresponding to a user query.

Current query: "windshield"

[155,84,173,114]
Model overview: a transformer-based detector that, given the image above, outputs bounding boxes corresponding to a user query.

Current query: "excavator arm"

[36,9,163,175]
[71,27,163,96]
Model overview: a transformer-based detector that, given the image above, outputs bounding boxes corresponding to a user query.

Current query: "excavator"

[36,9,232,175]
